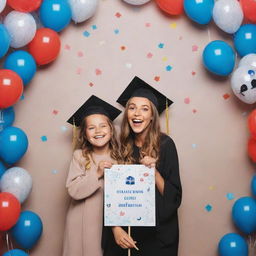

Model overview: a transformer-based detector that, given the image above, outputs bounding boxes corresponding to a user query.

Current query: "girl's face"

[85,114,112,149]
[127,97,153,135]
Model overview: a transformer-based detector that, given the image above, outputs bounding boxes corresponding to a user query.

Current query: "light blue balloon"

[0,24,10,58]
[184,0,214,25]
[203,40,235,76]
[39,0,71,32]
[234,24,256,57]
[3,249,29,256]
[3,51,36,86]
[11,211,43,250]
[0,126,28,165]
[218,233,248,256]
[0,107,15,131]
[232,196,256,234]
[0,161,6,179]
[251,175,256,197]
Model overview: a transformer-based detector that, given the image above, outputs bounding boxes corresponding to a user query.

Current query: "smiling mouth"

[132,119,143,124]
[94,135,105,139]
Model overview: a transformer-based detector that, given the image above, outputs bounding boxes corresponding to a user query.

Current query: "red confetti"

[154,76,160,82]
[147,52,153,58]
[52,110,58,115]
[77,51,84,57]
[192,109,197,113]
[120,211,125,216]
[95,69,102,75]
[145,22,151,27]
[89,82,94,87]
[64,44,71,50]
[76,68,82,74]
[140,178,144,182]
[115,12,122,18]
[184,97,190,104]
[192,71,196,76]
[121,46,126,51]
[192,45,198,52]
[223,93,230,100]
[143,173,149,177]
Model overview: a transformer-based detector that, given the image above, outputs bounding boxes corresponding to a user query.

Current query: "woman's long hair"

[75,115,121,170]
[120,99,161,164]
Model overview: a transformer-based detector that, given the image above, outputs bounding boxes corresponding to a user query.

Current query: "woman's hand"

[112,226,138,249]
[97,160,113,179]
[140,156,157,168]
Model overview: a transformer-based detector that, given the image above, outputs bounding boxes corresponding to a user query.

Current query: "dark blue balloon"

[39,0,71,32]
[184,0,214,25]
[0,107,15,131]
[3,249,29,256]
[203,40,235,76]
[0,126,28,165]
[232,196,256,234]
[234,24,256,57]
[0,24,11,58]
[218,233,248,256]
[251,175,256,197]
[0,161,6,179]
[11,211,43,250]
[3,51,37,86]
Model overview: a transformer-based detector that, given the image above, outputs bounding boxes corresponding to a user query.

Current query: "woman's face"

[127,97,153,135]
[85,114,112,148]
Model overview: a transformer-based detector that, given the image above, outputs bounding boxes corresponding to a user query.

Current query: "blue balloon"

[251,175,256,197]
[184,0,214,25]
[0,24,11,58]
[0,126,28,165]
[0,107,15,131]
[11,211,43,250]
[3,249,29,256]
[234,24,256,57]
[0,161,6,179]
[39,0,71,32]
[3,51,37,86]
[218,233,248,256]
[203,40,235,76]
[232,196,256,234]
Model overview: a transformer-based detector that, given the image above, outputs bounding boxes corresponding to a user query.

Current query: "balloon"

[202,40,235,76]
[234,24,256,57]
[239,53,256,68]
[122,0,150,5]
[251,175,256,197]
[231,66,256,104]
[0,167,32,204]
[232,196,256,234]
[28,28,61,65]
[68,0,99,23]
[248,137,256,162]
[0,161,6,179]
[3,249,28,256]
[7,0,42,12]
[3,51,37,86]
[0,0,6,13]
[155,0,183,15]
[11,211,43,250]
[0,126,28,165]
[0,24,10,58]
[39,0,71,32]
[0,107,15,131]
[4,11,36,48]
[0,69,23,109]
[240,0,256,24]
[212,0,243,34]
[184,0,214,25]
[0,192,20,231]
[218,233,248,256]
[248,109,256,137]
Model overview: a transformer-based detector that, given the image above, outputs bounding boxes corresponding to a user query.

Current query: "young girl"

[103,76,182,256]
[63,95,121,256]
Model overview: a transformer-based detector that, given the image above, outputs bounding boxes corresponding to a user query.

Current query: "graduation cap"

[116,76,173,114]
[67,95,122,127]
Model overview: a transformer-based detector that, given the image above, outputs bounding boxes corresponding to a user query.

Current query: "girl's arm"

[112,226,138,249]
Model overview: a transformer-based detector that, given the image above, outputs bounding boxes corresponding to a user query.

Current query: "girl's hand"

[112,227,138,249]
[97,160,113,179]
[140,156,156,169]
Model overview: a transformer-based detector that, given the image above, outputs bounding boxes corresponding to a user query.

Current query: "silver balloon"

[0,167,32,204]
[0,0,6,13]
[68,0,99,23]
[4,11,36,48]
[231,65,256,104]
[239,54,256,69]
[213,0,243,34]
[122,0,151,5]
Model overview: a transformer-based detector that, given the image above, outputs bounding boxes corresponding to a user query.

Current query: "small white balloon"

[68,0,99,23]
[213,0,243,34]
[122,0,151,5]
[231,66,256,104]
[4,11,36,48]
[0,167,32,204]
[239,54,256,69]
[0,0,6,13]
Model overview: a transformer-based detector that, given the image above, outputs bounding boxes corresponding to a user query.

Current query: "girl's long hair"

[75,115,121,170]
[120,99,161,164]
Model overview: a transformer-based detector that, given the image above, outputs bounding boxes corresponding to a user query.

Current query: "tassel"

[72,117,78,150]
[165,98,170,135]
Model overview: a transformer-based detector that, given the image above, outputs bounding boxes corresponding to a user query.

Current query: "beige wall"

[2,0,255,255]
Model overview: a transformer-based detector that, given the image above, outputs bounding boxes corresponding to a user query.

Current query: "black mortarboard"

[116,76,173,114]
[67,95,122,126]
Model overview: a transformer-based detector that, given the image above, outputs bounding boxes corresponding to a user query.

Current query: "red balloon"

[0,192,21,231]
[28,28,61,66]
[248,109,256,138]
[7,0,42,12]
[240,0,256,23]
[248,137,256,162]
[155,0,183,15]
[0,69,23,109]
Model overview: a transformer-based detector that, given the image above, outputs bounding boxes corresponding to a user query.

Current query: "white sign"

[104,165,155,226]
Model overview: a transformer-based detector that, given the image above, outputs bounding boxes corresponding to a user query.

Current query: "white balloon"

[68,0,99,23]
[239,54,256,69]
[231,66,256,104]
[0,0,6,13]
[213,0,243,34]
[122,0,151,5]
[4,11,36,48]
[0,167,32,204]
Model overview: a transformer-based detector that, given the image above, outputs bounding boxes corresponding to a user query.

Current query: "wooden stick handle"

[128,226,131,256]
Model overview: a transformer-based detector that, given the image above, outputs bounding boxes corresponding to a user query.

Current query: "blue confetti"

[41,136,47,142]
[192,144,197,149]
[205,204,212,212]
[52,170,58,174]
[83,31,90,37]
[226,193,235,200]
[61,126,67,132]
[20,94,25,101]
[114,29,119,34]
[158,43,164,49]
[91,25,97,30]
[166,65,173,71]
[248,70,255,76]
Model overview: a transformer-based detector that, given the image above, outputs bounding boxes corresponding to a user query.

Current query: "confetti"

[77,51,84,57]
[115,12,122,18]
[184,97,190,104]
[76,68,82,75]
[120,46,126,51]
[154,76,160,82]
[145,22,151,27]
[192,109,197,113]
[95,69,102,75]
[158,43,164,49]
[169,23,177,29]
[192,45,198,52]
[41,136,47,142]
[162,57,168,62]
[166,65,172,71]
[223,93,230,100]
[20,94,25,101]
[52,110,58,115]
[205,204,212,212]
[192,71,196,76]
[83,31,90,37]
[114,29,119,34]
[147,52,153,58]
[91,25,97,30]
[89,82,94,87]
[64,44,71,50]
[226,193,235,200]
